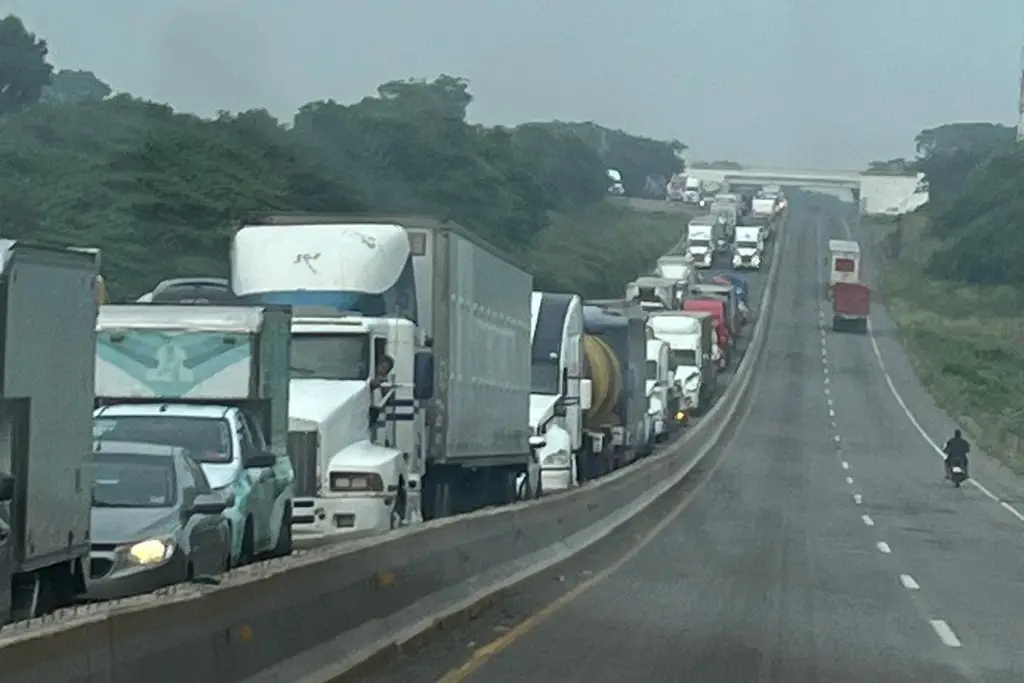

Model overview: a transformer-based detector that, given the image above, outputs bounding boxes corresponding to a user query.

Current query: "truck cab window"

[290,333,370,381]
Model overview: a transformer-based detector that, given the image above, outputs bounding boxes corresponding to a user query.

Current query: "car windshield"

[290,333,370,381]
[670,349,697,368]
[94,416,233,464]
[92,453,177,508]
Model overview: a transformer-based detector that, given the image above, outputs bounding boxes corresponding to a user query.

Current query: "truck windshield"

[91,453,177,508]
[736,240,759,249]
[670,349,697,368]
[689,239,710,248]
[646,360,658,380]
[290,333,370,381]
[531,361,560,395]
[94,416,234,464]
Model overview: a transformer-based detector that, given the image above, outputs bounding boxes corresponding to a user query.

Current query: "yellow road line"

[435,447,731,683]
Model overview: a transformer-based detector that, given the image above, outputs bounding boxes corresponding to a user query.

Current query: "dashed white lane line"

[900,574,920,590]
[826,398,833,407]
[839,217,1024,523]
[929,619,962,648]
[833,435,840,443]
[846,476,854,485]
[877,541,892,554]
[853,493,862,504]
[841,461,849,470]
[861,514,874,526]
[828,408,835,417]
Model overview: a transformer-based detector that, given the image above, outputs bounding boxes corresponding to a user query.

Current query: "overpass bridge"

[686,165,929,214]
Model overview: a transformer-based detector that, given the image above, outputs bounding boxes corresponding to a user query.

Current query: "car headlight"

[542,451,570,467]
[122,537,175,565]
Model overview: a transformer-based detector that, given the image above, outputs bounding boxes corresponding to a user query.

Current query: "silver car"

[84,441,233,601]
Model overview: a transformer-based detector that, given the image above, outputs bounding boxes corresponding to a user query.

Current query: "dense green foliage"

[863,158,915,175]
[689,160,743,170]
[0,15,689,300]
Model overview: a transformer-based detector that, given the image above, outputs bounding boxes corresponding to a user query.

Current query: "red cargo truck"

[832,282,870,333]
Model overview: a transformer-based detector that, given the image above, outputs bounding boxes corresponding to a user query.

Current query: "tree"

[690,160,743,170]
[41,69,111,104]
[914,123,1014,205]
[0,15,53,114]
[863,158,915,175]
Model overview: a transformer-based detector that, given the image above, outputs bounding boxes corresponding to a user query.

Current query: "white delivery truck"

[93,305,296,560]
[731,226,764,270]
[0,242,98,623]
[648,311,715,416]
[751,195,776,218]
[645,339,672,442]
[827,239,861,299]
[529,292,592,494]
[686,216,725,269]
[232,214,535,521]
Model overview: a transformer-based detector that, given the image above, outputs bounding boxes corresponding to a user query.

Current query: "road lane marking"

[929,619,962,647]
[841,218,1023,522]
[877,541,891,554]
[826,398,833,407]
[841,461,849,470]
[900,574,920,590]
[433,412,735,683]
[861,514,874,526]
[833,435,840,443]
[854,493,862,504]
[846,476,854,485]
[828,408,835,417]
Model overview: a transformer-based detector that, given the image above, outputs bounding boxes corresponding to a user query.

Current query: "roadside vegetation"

[0,14,686,301]
[871,122,1024,474]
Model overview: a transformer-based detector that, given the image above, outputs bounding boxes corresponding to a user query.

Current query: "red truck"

[832,282,870,333]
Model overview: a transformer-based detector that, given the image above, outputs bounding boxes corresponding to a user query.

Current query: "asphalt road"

[358,200,1024,683]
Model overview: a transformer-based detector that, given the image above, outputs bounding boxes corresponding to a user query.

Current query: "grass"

[871,212,1024,475]
[527,199,692,299]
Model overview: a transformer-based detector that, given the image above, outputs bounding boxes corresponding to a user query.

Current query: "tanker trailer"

[579,334,620,481]
[582,305,648,477]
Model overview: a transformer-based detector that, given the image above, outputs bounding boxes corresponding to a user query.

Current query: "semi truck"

[581,303,649,478]
[686,215,726,268]
[625,276,679,311]
[731,226,764,270]
[92,304,296,561]
[231,214,536,521]
[645,338,673,440]
[0,242,98,623]
[529,292,592,494]
[648,311,715,416]
[827,239,861,300]
[832,283,870,333]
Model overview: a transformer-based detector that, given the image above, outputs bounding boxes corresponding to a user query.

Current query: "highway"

[358,199,1024,683]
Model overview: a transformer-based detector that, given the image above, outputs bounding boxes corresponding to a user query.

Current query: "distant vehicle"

[607,169,626,196]
[83,441,232,601]
[137,277,236,304]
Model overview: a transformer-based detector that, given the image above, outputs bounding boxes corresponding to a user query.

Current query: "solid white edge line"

[929,619,962,648]
[899,573,920,590]
[843,218,1024,522]
[876,541,891,554]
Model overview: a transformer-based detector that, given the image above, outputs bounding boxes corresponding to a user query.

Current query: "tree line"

[0,14,685,299]
[875,121,1021,286]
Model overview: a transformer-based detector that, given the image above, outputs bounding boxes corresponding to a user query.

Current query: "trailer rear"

[832,282,870,333]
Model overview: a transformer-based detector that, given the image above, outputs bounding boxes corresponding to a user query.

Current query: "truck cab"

[648,312,713,416]
[626,276,678,312]
[644,339,673,442]
[731,226,764,270]
[686,217,722,268]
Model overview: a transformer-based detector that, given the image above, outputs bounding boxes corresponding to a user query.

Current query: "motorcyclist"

[943,429,970,480]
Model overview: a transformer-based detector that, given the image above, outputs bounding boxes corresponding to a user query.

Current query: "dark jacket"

[944,437,970,466]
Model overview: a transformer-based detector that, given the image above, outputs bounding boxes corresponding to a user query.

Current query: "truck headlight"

[732,255,742,266]
[122,537,175,565]
[542,451,570,467]
[684,374,700,392]
[330,472,385,492]
[752,254,761,266]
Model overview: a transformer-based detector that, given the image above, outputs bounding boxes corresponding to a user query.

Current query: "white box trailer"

[0,241,98,622]
[827,239,861,297]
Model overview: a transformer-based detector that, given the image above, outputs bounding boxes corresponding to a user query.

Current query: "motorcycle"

[949,464,968,488]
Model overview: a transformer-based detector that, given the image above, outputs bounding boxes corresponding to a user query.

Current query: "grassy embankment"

[872,211,1024,475]
[530,199,691,299]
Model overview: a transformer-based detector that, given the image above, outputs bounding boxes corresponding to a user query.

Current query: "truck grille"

[288,430,319,497]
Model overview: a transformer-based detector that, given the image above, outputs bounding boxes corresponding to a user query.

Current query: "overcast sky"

[4,0,1022,168]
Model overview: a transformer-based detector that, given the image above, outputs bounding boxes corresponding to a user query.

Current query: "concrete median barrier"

[1,214,788,683]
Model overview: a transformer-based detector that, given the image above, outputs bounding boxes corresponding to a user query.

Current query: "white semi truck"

[0,242,98,623]
[648,311,716,416]
[731,226,764,270]
[529,292,591,493]
[231,214,537,521]
[686,215,726,269]
[92,305,296,560]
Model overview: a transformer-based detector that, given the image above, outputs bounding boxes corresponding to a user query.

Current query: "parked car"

[84,441,233,601]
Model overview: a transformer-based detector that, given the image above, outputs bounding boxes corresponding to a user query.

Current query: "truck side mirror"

[414,350,434,400]
[0,473,13,502]
[579,379,593,411]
